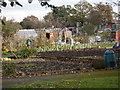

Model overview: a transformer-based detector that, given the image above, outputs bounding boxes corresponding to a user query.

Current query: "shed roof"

[16,29,38,38]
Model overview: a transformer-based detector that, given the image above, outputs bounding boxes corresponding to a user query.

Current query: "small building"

[116,30,120,42]
[37,28,72,46]
[14,28,72,47]
[96,23,120,34]
[14,29,38,41]
[13,29,38,48]
[68,27,76,35]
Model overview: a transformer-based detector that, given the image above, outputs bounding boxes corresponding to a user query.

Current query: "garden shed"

[14,29,38,41]
[116,30,120,42]
[37,28,72,46]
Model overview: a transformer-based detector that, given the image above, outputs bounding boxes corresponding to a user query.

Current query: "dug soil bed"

[2,57,98,79]
[3,57,118,79]
[3,48,119,79]
[37,48,117,58]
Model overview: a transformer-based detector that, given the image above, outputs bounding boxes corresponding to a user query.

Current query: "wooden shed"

[37,28,72,46]
[116,30,120,42]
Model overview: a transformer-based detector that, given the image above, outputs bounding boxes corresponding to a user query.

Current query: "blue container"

[58,40,61,45]
[104,50,117,68]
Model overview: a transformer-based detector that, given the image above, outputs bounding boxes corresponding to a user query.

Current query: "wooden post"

[76,22,79,35]
[0,20,2,90]
[0,21,2,59]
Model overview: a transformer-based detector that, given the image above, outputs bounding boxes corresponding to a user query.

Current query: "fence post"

[0,20,2,59]
[0,19,2,90]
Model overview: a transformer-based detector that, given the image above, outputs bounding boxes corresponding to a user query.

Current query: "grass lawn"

[11,69,119,88]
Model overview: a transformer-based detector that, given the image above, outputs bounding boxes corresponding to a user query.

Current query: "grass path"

[9,69,119,88]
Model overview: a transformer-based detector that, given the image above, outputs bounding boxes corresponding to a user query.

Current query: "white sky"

[0,0,119,22]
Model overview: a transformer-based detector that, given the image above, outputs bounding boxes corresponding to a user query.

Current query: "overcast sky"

[0,0,119,22]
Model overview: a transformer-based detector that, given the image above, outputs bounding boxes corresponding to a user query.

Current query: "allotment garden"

[1,41,120,88]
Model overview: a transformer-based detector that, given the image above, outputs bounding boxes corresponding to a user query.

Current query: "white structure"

[14,29,38,40]
[89,35,101,43]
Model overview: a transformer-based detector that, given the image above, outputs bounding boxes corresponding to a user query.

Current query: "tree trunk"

[0,21,2,58]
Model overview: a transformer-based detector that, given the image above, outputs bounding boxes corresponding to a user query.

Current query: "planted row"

[37,44,91,52]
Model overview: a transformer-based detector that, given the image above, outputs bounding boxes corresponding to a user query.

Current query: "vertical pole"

[76,22,79,35]
[0,20,2,59]
[0,20,2,89]
[117,49,120,68]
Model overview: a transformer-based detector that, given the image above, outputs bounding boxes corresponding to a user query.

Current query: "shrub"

[16,48,37,58]
[92,59,106,69]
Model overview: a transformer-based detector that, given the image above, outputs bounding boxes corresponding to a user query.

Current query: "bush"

[16,48,37,58]
[92,59,106,69]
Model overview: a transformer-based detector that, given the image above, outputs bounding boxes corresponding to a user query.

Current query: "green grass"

[91,42,115,49]
[11,69,119,88]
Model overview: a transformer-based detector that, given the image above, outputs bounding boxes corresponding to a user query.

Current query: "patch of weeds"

[92,59,106,69]
[16,48,37,58]
[2,62,16,76]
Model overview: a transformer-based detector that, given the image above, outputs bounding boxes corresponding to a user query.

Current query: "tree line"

[1,0,119,40]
